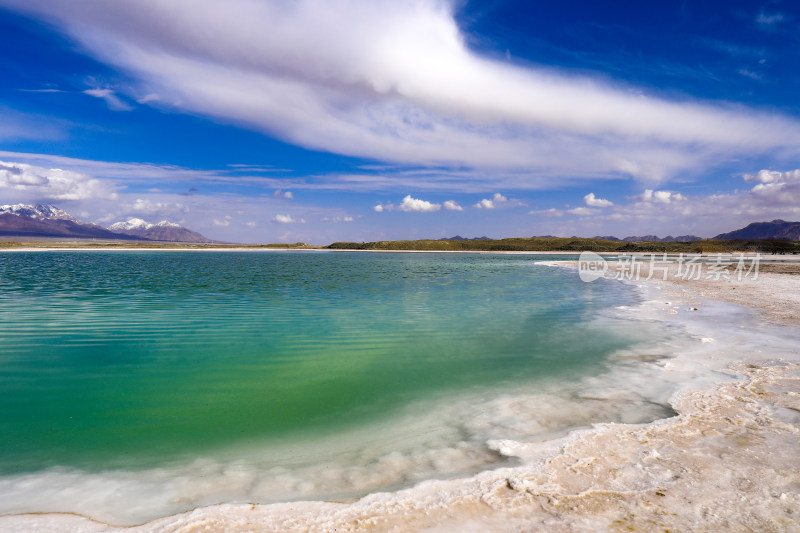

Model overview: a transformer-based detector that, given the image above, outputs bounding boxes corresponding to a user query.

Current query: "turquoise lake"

[0,251,670,523]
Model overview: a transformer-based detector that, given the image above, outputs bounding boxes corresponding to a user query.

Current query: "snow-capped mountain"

[107,217,212,243]
[0,204,214,242]
[109,218,181,232]
[108,217,152,232]
[0,203,138,240]
[0,203,79,222]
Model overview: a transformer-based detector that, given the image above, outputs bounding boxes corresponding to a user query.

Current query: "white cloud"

[398,195,440,212]
[640,189,685,204]
[83,88,133,111]
[212,216,231,227]
[0,160,117,200]
[375,195,441,212]
[583,192,613,207]
[273,214,305,223]
[246,221,257,227]
[743,169,800,204]
[560,169,800,237]
[6,0,800,183]
[443,200,463,211]
[474,193,509,209]
[745,169,784,184]
[274,189,293,199]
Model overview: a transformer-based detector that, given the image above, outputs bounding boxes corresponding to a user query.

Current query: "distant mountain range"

[433,221,800,243]
[592,235,702,242]
[108,218,212,243]
[585,220,800,242]
[440,235,491,241]
[714,219,800,241]
[530,234,701,242]
[538,220,800,242]
[0,204,214,243]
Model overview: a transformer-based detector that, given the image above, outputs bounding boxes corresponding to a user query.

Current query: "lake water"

[0,251,675,524]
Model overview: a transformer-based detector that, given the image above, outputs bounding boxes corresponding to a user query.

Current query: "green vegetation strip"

[1,238,798,253]
[327,237,800,254]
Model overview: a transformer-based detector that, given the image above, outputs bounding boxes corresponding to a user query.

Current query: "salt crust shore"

[2,260,799,532]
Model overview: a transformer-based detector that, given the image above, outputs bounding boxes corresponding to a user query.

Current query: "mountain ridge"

[0,204,213,243]
[715,219,800,240]
[108,217,212,243]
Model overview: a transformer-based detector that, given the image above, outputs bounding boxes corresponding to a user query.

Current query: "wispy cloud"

[695,38,765,59]
[0,151,278,187]
[18,88,65,93]
[529,208,564,217]
[272,214,305,223]
[125,197,187,216]
[228,164,293,173]
[83,88,133,111]
[0,108,66,142]
[756,9,785,29]
[136,93,160,104]
[566,207,597,216]
[4,0,800,184]
[738,69,762,81]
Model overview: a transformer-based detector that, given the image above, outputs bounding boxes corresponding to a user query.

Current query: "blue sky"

[1,0,799,244]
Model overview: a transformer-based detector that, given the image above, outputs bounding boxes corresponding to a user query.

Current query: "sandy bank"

[565,258,800,327]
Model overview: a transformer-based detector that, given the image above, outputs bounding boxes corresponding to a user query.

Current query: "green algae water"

[0,251,669,524]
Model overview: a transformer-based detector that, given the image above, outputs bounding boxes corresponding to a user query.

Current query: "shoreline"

[0,246,782,257]
[1,260,799,531]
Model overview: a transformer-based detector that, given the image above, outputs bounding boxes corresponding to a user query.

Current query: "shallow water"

[0,251,677,524]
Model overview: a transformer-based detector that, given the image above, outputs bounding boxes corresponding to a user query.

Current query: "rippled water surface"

[0,251,662,521]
